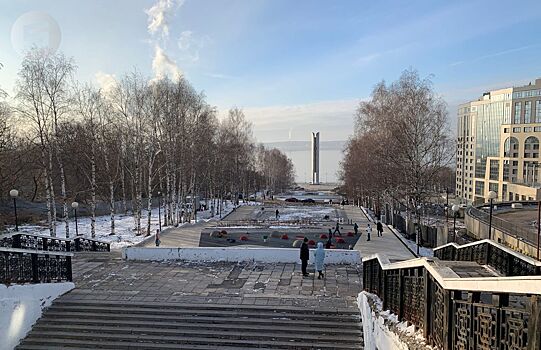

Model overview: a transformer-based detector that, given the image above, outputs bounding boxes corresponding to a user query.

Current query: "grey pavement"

[69,252,362,310]
[343,205,415,261]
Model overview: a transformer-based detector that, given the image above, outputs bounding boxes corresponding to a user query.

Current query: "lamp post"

[416,204,421,255]
[10,189,19,231]
[157,191,162,232]
[452,204,460,243]
[487,191,497,240]
[71,202,79,237]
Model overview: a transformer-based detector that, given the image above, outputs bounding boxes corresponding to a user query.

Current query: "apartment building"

[456,77,541,204]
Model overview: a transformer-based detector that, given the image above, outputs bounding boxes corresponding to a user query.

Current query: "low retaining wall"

[123,247,361,264]
[0,282,74,350]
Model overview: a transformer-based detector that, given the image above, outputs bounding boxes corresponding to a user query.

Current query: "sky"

[1,0,541,146]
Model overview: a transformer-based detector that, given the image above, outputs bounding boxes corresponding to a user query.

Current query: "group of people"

[299,219,385,278]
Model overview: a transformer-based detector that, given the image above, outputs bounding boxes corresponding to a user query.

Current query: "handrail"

[362,253,541,349]
[1,247,73,285]
[433,239,541,276]
[0,233,110,252]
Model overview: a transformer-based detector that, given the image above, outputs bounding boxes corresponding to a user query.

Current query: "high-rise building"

[456,77,541,204]
[311,132,320,184]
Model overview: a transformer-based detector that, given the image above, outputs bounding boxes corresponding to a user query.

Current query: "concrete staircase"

[17,299,363,349]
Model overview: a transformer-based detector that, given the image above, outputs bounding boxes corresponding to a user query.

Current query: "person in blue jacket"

[314,242,326,279]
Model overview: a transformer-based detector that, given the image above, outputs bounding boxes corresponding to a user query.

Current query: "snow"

[0,282,74,350]
[10,201,238,250]
[277,206,336,221]
[358,291,433,350]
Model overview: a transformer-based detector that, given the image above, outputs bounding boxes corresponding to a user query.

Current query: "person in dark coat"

[275,209,280,220]
[155,229,161,247]
[376,221,383,237]
[353,222,359,235]
[333,221,341,236]
[328,228,333,238]
[300,237,310,277]
[325,236,332,249]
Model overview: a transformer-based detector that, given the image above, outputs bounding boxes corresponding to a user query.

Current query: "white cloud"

[152,45,182,81]
[177,30,211,62]
[94,71,117,96]
[145,0,183,38]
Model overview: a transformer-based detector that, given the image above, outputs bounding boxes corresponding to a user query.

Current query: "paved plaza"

[68,252,362,309]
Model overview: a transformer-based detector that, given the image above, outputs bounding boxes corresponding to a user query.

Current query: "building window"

[504,137,519,157]
[504,128,510,133]
[475,181,485,196]
[489,182,498,193]
[525,101,532,123]
[514,102,521,124]
[524,127,532,132]
[523,161,539,185]
[524,136,540,158]
[489,160,499,180]
[536,101,541,123]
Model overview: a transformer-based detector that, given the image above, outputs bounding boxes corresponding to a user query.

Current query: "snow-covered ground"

[7,201,237,250]
[278,206,336,221]
[0,283,74,350]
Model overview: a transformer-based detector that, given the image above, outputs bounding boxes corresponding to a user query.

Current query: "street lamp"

[157,191,162,232]
[416,204,422,255]
[10,189,19,231]
[452,204,460,243]
[487,191,497,240]
[71,202,79,237]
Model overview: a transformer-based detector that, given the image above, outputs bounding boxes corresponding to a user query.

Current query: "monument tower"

[311,132,320,184]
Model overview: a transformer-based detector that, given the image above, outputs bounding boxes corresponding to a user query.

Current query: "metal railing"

[363,256,541,350]
[0,247,72,284]
[434,240,541,276]
[468,205,539,246]
[0,233,110,253]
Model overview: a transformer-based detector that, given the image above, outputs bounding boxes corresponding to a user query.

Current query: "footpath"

[343,205,415,262]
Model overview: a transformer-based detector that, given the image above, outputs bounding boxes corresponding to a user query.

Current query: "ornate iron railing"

[434,240,541,276]
[363,255,541,350]
[0,234,110,253]
[0,247,72,285]
[72,236,110,252]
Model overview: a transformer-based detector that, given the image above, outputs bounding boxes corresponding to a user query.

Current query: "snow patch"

[358,291,433,350]
[0,282,74,350]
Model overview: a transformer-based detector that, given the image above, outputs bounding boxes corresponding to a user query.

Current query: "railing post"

[66,240,71,252]
[528,295,541,350]
[31,253,39,283]
[93,241,97,251]
[43,237,48,251]
[398,268,404,320]
[66,255,72,282]
[12,234,21,249]
[422,268,429,338]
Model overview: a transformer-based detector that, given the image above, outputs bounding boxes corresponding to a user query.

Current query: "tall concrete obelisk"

[311,132,320,184]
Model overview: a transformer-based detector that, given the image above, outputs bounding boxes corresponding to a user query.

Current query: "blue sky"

[1,0,541,143]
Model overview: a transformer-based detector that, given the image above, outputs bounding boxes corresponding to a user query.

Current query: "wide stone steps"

[17,300,363,350]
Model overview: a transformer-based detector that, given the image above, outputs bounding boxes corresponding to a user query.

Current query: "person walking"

[325,236,332,249]
[328,228,333,238]
[300,237,310,277]
[275,209,280,220]
[353,222,359,235]
[366,224,372,241]
[314,242,325,279]
[155,229,161,247]
[376,221,383,237]
[333,221,341,236]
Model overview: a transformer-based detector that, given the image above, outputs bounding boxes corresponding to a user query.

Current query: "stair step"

[20,331,363,349]
[31,323,361,343]
[47,305,360,322]
[38,317,363,335]
[41,312,361,329]
[55,299,357,315]
[16,344,291,350]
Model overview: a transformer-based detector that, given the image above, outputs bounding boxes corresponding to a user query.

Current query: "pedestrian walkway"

[141,221,214,247]
[343,205,415,262]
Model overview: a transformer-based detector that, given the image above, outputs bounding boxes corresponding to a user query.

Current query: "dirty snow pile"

[358,291,434,350]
